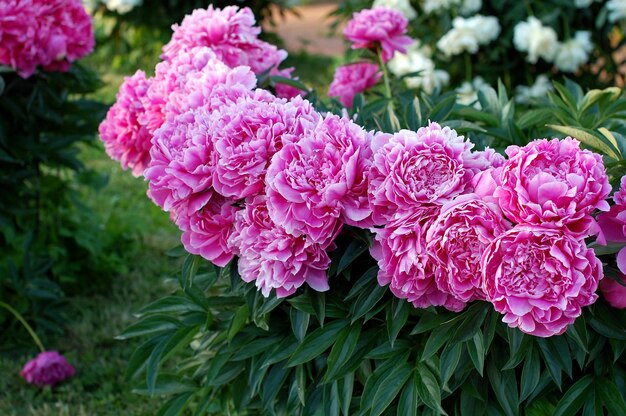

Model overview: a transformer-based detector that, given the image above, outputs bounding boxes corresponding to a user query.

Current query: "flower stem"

[377,48,393,103]
[0,301,45,352]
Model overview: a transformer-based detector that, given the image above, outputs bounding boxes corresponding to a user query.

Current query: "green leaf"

[397,370,419,416]
[135,296,205,317]
[290,308,310,342]
[125,335,166,380]
[227,304,250,341]
[270,75,309,92]
[520,347,541,402]
[487,361,519,416]
[440,343,462,388]
[338,372,355,416]
[311,291,326,327]
[180,254,201,289]
[336,239,368,276]
[466,332,485,376]
[324,381,341,416]
[325,322,362,382]
[157,392,193,416]
[287,319,349,366]
[116,315,182,340]
[387,298,409,347]
[232,337,283,361]
[133,374,196,396]
[451,303,489,343]
[548,125,620,160]
[370,363,413,416]
[553,375,593,416]
[416,362,447,415]
[597,377,626,416]
[421,325,452,361]
[349,282,386,323]
[360,352,409,411]
[345,266,378,301]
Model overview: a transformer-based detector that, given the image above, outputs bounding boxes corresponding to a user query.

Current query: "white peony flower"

[389,44,450,93]
[437,15,500,57]
[515,75,554,104]
[607,0,626,22]
[423,0,461,14]
[554,31,594,72]
[513,17,559,64]
[460,0,482,15]
[373,0,418,20]
[104,0,142,14]
[456,76,488,107]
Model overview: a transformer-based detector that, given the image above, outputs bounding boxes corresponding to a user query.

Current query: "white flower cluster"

[515,75,554,104]
[83,0,143,14]
[607,0,626,22]
[388,43,450,93]
[437,15,500,57]
[456,76,488,108]
[373,0,418,20]
[513,17,593,72]
[574,0,595,7]
[423,0,482,15]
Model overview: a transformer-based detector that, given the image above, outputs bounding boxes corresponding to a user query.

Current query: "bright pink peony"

[211,94,320,199]
[426,194,510,303]
[597,184,626,275]
[145,108,216,213]
[343,7,413,61]
[21,351,75,387]
[175,191,239,267]
[328,62,382,107]
[600,277,626,309]
[614,175,626,205]
[368,122,476,224]
[372,208,466,311]
[141,47,256,136]
[99,70,152,177]
[0,0,94,78]
[495,138,610,236]
[161,5,286,74]
[482,225,602,337]
[266,114,374,245]
[229,196,331,297]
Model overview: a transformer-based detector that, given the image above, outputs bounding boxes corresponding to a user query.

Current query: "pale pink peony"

[266,114,374,245]
[21,351,75,387]
[175,191,239,267]
[495,138,610,236]
[0,0,93,78]
[372,208,466,311]
[162,5,287,74]
[600,277,626,309]
[141,47,256,136]
[229,196,331,297]
[211,94,320,199]
[99,70,152,177]
[426,194,510,303]
[343,7,413,62]
[482,225,602,337]
[145,108,216,213]
[368,122,476,224]
[328,62,382,107]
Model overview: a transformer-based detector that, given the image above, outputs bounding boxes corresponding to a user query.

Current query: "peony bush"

[104,4,626,415]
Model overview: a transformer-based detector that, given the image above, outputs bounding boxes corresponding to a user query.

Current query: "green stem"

[524,0,533,16]
[464,53,472,82]
[377,48,392,99]
[0,301,45,352]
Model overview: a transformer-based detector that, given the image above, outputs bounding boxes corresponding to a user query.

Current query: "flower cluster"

[437,14,500,57]
[0,0,94,78]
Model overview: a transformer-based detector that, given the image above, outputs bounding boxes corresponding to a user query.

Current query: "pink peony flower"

[0,0,94,78]
[175,191,239,267]
[266,114,374,245]
[368,122,476,224]
[328,62,382,107]
[495,138,611,236]
[99,70,152,177]
[426,194,511,303]
[343,7,413,62]
[145,108,216,213]
[21,351,75,387]
[229,196,331,297]
[614,175,626,206]
[600,277,626,309]
[211,94,320,199]
[162,5,286,74]
[372,208,466,311]
[141,47,256,136]
[271,67,306,99]
[482,225,602,337]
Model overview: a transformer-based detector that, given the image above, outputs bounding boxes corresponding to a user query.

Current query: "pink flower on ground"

[99,70,152,177]
[368,122,476,224]
[343,7,413,61]
[229,196,331,297]
[328,62,382,107]
[211,94,320,199]
[175,192,239,267]
[495,138,611,236]
[21,351,75,387]
[271,67,306,99]
[372,208,466,311]
[482,225,602,337]
[266,114,374,245]
[427,194,510,302]
[141,47,256,136]
[600,277,626,309]
[162,5,286,74]
[0,0,94,78]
